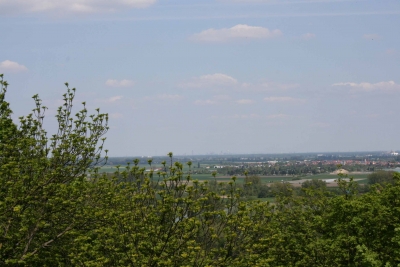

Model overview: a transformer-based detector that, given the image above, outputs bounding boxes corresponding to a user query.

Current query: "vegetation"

[0,75,109,265]
[368,170,396,185]
[2,75,400,266]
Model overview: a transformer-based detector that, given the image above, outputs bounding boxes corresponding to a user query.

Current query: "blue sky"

[1,0,399,156]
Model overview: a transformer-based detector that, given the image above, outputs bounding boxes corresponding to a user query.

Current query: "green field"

[98,167,369,185]
[189,173,368,183]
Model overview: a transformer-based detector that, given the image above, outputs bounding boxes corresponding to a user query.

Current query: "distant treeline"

[106,152,400,165]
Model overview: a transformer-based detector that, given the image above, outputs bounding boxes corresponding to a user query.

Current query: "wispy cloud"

[190,24,282,42]
[0,60,28,72]
[332,81,400,92]
[181,73,238,89]
[194,99,218,106]
[105,79,135,87]
[236,99,254,104]
[240,82,299,92]
[0,0,156,15]
[108,96,123,102]
[95,95,124,105]
[264,96,305,103]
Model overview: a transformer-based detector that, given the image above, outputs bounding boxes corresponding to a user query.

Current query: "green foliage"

[0,76,108,265]
[243,175,261,197]
[368,170,395,185]
[301,179,327,190]
[69,166,272,266]
[257,185,272,198]
[270,182,294,199]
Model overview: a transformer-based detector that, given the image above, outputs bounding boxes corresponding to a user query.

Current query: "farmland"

[98,164,371,185]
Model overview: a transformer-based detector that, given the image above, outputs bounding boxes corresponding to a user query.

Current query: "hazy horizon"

[106,150,398,158]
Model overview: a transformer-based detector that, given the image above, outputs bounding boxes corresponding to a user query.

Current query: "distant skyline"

[1,0,400,156]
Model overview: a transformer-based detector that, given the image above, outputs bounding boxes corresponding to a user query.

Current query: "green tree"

[301,179,327,191]
[68,160,272,266]
[0,75,109,265]
[244,175,261,197]
[368,170,395,185]
[257,185,272,198]
[270,182,294,198]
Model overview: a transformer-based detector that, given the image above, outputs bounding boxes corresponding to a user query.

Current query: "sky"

[1,0,400,156]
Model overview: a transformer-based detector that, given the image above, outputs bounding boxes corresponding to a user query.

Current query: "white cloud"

[0,60,28,72]
[108,95,123,102]
[301,33,316,40]
[263,96,305,103]
[236,99,254,104]
[105,79,135,87]
[332,81,400,92]
[200,74,237,85]
[194,99,217,106]
[194,94,231,106]
[95,95,123,104]
[363,34,381,40]
[190,24,282,42]
[240,82,299,92]
[181,73,238,89]
[0,0,156,14]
